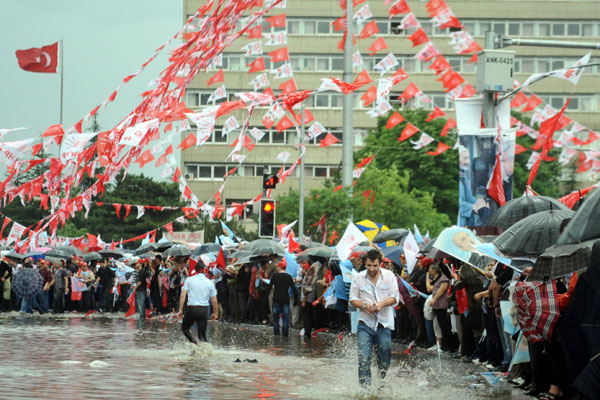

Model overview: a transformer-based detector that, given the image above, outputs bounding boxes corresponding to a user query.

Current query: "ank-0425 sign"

[164,230,204,244]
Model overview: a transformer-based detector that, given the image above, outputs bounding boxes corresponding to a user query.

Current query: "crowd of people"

[0,238,596,400]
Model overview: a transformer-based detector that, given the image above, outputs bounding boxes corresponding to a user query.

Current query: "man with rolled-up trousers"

[178,261,218,343]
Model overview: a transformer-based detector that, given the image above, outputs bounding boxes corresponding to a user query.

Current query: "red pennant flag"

[288,235,301,253]
[275,115,294,132]
[262,114,275,130]
[367,37,388,55]
[358,20,379,39]
[123,205,132,219]
[389,0,410,16]
[164,222,174,234]
[386,111,405,129]
[408,28,429,47]
[136,149,155,168]
[360,85,377,107]
[216,248,226,270]
[515,143,528,154]
[87,233,98,248]
[328,230,340,246]
[521,94,543,112]
[113,204,122,218]
[15,42,59,73]
[538,99,571,139]
[164,144,174,155]
[177,132,197,151]
[0,217,11,241]
[460,84,477,98]
[510,91,528,109]
[527,149,546,186]
[440,118,457,137]
[353,69,373,86]
[247,25,262,39]
[426,106,445,122]
[278,78,297,94]
[353,0,366,6]
[398,82,420,103]
[398,123,419,142]
[320,132,340,147]
[356,155,376,169]
[31,143,43,156]
[247,57,266,73]
[294,108,315,125]
[429,55,451,75]
[439,71,465,92]
[427,141,451,156]
[265,13,286,28]
[331,16,346,32]
[42,124,64,137]
[487,154,506,206]
[206,69,224,86]
[269,47,289,63]
[572,130,599,146]
[558,184,597,209]
[124,292,136,317]
[333,185,343,192]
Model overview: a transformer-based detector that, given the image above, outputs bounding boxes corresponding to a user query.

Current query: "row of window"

[213,53,600,75]
[184,163,339,180]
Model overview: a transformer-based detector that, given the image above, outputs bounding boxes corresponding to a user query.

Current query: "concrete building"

[182,0,600,226]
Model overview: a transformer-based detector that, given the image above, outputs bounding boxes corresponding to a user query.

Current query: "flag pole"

[59,39,64,125]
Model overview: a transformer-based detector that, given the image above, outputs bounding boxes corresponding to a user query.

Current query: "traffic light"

[262,173,279,189]
[259,199,276,237]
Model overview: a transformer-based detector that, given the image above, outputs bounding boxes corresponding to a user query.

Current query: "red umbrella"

[514,280,560,343]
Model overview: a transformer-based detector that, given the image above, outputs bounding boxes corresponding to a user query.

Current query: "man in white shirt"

[178,260,218,343]
[349,249,400,386]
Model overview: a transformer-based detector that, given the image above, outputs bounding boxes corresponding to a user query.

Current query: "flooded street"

[0,313,530,399]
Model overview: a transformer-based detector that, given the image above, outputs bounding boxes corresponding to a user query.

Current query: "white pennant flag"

[403,231,419,274]
[241,41,263,56]
[234,91,273,107]
[207,85,227,103]
[249,73,270,91]
[316,78,342,93]
[232,154,246,163]
[119,119,159,147]
[401,13,420,29]
[264,31,287,46]
[307,121,326,140]
[558,146,577,166]
[270,62,294,79]
[221,116,240,136]
[374,53,399,76]
[60,132,98,163]
[6,222,25,246]
[136,206,145,219]
[249,127,266,141]
[410,132,435,150]
[367,100,392,118]
[266,102,286,120]
[353,4,373,24]
[377,78,393,99]
[414,42,441,62]
[0,138,35,164]
[352,51,364,69]
[526,151,540,170]
[276,151,290,163]
[206,54,223,72]
[196,116,215,145]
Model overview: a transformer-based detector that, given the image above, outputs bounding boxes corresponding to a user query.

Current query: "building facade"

[182,0,599,225]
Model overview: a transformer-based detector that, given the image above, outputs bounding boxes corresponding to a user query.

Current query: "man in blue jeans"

[350,249,400,386]
[268,259,298,336]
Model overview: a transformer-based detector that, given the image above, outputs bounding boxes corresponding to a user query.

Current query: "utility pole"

[342,0,354,221]
[298,102,305,241]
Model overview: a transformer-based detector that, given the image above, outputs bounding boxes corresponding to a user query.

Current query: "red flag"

[572,130,599,146]
[358,20,379,39]
[288,235,301,253]
[429,55,451,75]
[136,149,154,168]
[15,42,59,73]
[328,230,340,246]
[247,57,266,73]
[356,155,376,169]
[460,84,477,98]
[320,133,340,147]
[389,0,410,16]
[440,118,457,137]
[216,248,226,270]
[353,69,372,86]
[42,124,64,138]
[439,71,465,92]
[269,47,289,63]
[164,222,174,234]
[177,132,197,151]
[427,141,451,156]
[31,143,43,156]
[515,143,528,154]
[521,94,543,112]
[408,28,429,47]
[487,154,506,206]
[124,292,136,317]
[331,16,346,32]
[275,115,294,132]
[113,204,122,218]
[439,16,463,30]
[386,111,405,129]
[206,69,224,86]
[398,123,419,142]
[510,91,528,109]
[360,85,377,107]
[294,108,314,125]
[527,149,546,186]
[558,184,597,209]
[398,82,420,102]
[0,217,11,241]
[367,37,388,55]
[426,106,445,122]
[247,25,262,39]
[278,78,297,94]
[265,13,286,28]
[353,0,366,6]
[538,99,571,139]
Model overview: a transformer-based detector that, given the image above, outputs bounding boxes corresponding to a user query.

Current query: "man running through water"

[177,260,218,344]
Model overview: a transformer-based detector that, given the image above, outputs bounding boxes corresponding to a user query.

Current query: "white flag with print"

[241,41,263,56]
[207,85,227,103]
[119,119,159,147]
[374,53,399,76]
[221,116,240,136]
[307,121,326,140]
[264,31,287,46]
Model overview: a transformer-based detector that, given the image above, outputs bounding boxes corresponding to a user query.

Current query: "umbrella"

[355,219,390,243]
[296,246,335,261]
[163,245,192,257]
[45,248,73,259]
[98,248,126,259]
[229,249,250,260]
[493,209,575,256]
[246,238,285,257]
[419,237,437,254]
[486,195,569,230]
[192,243,221,256]
[529,240,593,281]
[83,252,103,262]
[156,241,175,252]
[381,245,403,267]
[558,186,600,244]
[24,252,45,262]
[432,226,485,267]
[5,252,26,262]
[134,242,158,256]
[372,228,409,244]
[54,245,85,257]
[513,280,560,343]
[11,267,44,298]
[575,357,600,400]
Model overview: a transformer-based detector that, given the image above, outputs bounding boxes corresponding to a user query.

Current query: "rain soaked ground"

[0,313,531,399]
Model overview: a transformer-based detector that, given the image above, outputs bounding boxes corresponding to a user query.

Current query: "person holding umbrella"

[13,259,45,314]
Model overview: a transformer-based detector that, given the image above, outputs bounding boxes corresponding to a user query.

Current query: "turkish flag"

[389,0,410,16]
[368,37,388,55]
[360,85,377,107]
[386,111,405,129]
[278,78,297,94]
[427,141,451,156]
[398,122,418,142]
[265,13,286,28]
[359,20,379,39]
[487,154,506,206]
[207,69,224,86]
[269,47,289,63]
[247,57,266,73]
[440,118,457,136]
[15,42,59,73]
[521,93,543,112]
[510,91,528,109]
[320,132,340,147]
[408,28,429,47]
[426,106,445,122]
[275,115,294,132]
[247,25,262,39]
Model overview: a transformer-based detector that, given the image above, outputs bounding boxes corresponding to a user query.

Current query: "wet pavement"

[0,312,533,399]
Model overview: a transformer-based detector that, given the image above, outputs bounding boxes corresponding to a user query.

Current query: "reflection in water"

[0,313,524,399]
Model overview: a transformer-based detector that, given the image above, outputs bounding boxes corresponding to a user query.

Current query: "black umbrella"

[98,248,126,259]
[83,252,103,262]
[134,242,158,256]
[494,209,575,257]
[529,240,593,281]
[45,248,73,259]
[54,245,85,257]
[381,245,403,267]
[246,238,285,257]
[486,195,569,230]
[229,249,250,260]
[12,267,44,298]
[575,357,600,400]
[192,243,221,256]
[156,241,175,252]
[419,237,437,254]
[558,186,600,245]
[372,228,409,244]
[163,245,192,257]
[296,246,335,262]
[4,252,26,262]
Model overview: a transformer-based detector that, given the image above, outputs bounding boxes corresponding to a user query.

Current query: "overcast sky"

[0,0,183,180]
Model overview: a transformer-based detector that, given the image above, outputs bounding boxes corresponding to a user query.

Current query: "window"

[508,23,520,35]
[314,167,328,177]
[199,166,211,178]
[583,23,593,36]
[331,57,344,71]
[493,23,506,35]
[316,58,329,71]
[272,132,285,144]
[552,23,565,36]
[551,97,564,109]
[539,23,550,36]
[186,92,199,107]
[331,94,342,107]
[214,166,226,177]
[315,94,329,108]
[421,22,433,35]
[567,23,580,36]
[317,21,330,34]
[288,20,300,34]
[376,21,389,34]
[185,165,197,179]
[537,60,550,73]
[567,98,579,110]
[552,60,565,70]
[304,20,316,34]
[522,23,534,36]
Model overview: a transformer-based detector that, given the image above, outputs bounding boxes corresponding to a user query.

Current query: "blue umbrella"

[381,245,403,267]
[12,268,44,298]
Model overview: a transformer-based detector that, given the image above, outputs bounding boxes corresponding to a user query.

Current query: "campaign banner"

[164,230,204,244]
